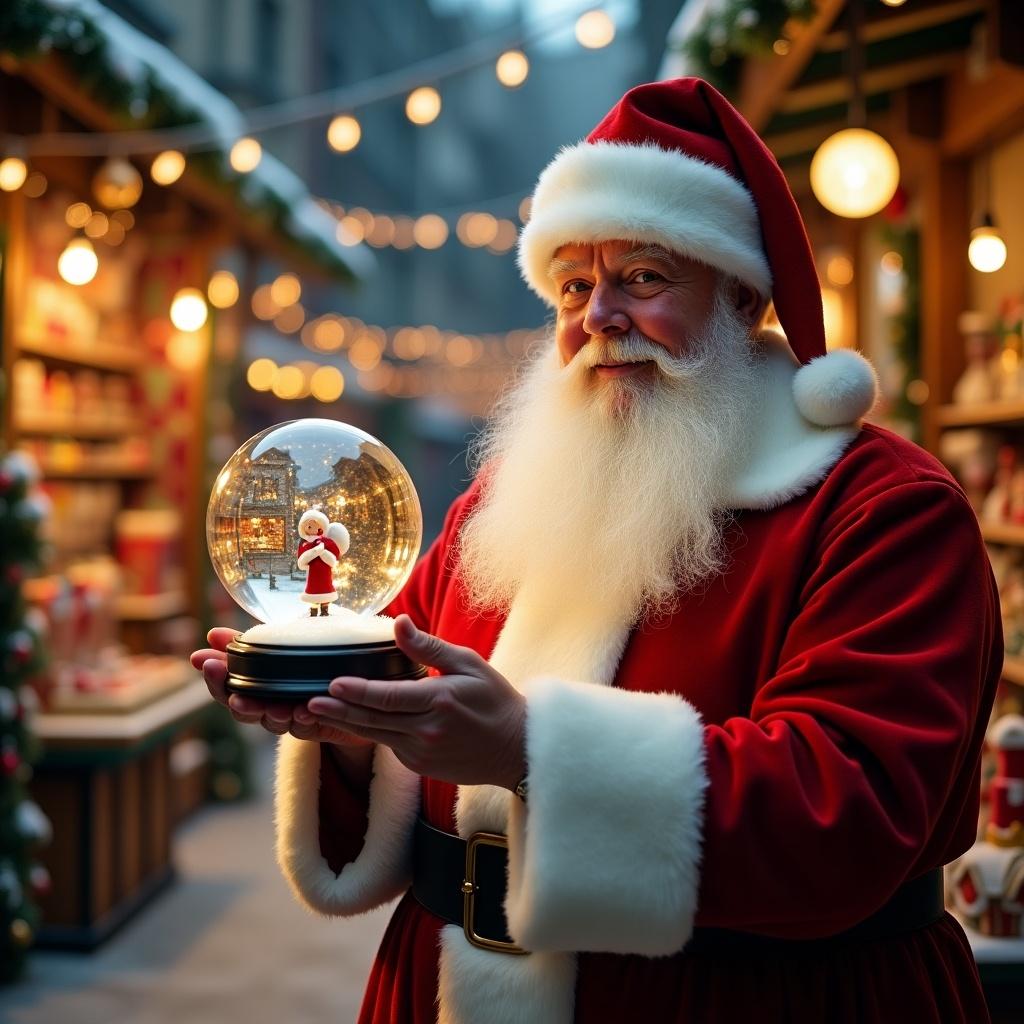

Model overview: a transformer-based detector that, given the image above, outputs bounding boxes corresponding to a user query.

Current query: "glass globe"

[207,418,422,638]
[810,128,900,219]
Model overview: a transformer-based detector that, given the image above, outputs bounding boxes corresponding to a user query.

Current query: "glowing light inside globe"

[207,419,422,628]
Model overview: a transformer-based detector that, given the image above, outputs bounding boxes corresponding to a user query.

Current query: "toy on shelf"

[947,715,1024,936]
[953,311,1000,405]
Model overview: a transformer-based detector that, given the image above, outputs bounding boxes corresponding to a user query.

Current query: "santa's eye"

[630,270,661,284]
[562,280,591,295]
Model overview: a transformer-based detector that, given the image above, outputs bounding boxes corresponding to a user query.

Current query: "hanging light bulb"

[968,214,1008,273]
[230,137,262,173]
[151,150,186,185]
[170,287,209,331]
[810,129,900,218]
[58,238,99,285]
[496,51,529,88]
[0,157,28,192]
[93,158,143,209]
[810,0,899,219]
[575,10,616,49]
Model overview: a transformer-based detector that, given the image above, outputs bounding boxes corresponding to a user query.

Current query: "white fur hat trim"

[517,140,771,307]
[298,508,329,532]
[792,348,879,427]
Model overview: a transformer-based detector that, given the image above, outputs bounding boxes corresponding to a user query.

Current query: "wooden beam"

[818,0,986,51]
[735,0,847,133]
[992,0,1024,66]
[942,55,1024,154]
[778,52,963,114]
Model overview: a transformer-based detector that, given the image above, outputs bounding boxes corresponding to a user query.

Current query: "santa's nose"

[317,528,323,535]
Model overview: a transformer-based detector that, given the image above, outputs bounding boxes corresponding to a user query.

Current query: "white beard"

[457,286,765,627]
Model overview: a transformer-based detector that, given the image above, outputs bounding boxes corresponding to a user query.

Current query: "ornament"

[92,157,143,209]
[7,630,34,667]
[0,863,22,909]
[207,418,424,699]
[9,918,33,948]
[29,863,52,896]
[1,749,19,776]
[0,471,12,494]
[6,564,25,586]
[0,689,17,722]
[16,800,52,845]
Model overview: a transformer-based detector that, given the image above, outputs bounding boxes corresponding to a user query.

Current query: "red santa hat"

[517,77,877,426]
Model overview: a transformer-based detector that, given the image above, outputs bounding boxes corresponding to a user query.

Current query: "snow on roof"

[38,0,371,281]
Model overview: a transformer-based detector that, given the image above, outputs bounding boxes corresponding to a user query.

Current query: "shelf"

[18,335,142,374]
[981,522,1024,546]
[15,413,142,439]
[937,401,1024,428]
[116,591,187,620]
[39,462,152,480]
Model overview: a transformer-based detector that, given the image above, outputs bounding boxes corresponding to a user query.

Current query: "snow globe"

[207,418,425,699]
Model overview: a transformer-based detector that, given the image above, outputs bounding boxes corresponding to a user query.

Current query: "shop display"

[952,312,1000,406]
[206,418,424,699]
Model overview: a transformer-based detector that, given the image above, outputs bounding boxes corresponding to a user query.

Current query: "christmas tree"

[0,450,53,984]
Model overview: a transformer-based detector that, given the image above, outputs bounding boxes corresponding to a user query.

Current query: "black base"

[225,638,426,700]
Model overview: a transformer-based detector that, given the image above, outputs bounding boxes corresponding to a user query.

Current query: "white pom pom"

[327,521,350,555]
[792,348,879,427]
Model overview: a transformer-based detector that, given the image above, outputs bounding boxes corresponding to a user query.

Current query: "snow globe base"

[225,639,426,701]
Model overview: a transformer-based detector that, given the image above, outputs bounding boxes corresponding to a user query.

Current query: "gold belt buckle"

[461,831,528,955]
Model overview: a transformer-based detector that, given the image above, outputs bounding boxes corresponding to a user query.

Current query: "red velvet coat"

[274,357,1000,1024]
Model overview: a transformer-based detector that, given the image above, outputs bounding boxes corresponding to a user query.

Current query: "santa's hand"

[190,628,372,749]
[306,614,526,790]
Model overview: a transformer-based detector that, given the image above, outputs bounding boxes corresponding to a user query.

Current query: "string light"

[65,202,91,228]
[84,211,109,239]
[327,115,361,153]
[413,213,448,249]
[810,128,899,218]
[969,217,1008,274]
[270,272,301,307]
[0,157,28,192]
[151,149,186,185]
[406,87,442,125]
[208,270,240,308]
[170,287,209,331]
[575,10,616,49]
[496,50,529,88]
[23,171,47,197]
[92,157,143,209]
[247,358,277,391]
[230,137,262,173]
[58,238,99,285]
[310,365,345,402]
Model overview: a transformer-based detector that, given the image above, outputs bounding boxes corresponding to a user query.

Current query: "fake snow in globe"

[207,418,424,699]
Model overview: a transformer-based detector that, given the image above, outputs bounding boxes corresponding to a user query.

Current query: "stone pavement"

[0,734,395,1024]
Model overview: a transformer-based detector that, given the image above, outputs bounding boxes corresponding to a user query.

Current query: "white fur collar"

[721,331,866,510]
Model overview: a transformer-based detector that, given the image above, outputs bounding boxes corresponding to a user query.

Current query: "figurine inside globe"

[206,418,424,698]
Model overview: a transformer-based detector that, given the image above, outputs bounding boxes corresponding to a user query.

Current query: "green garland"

[0,0,357,282]
[0,449,51,984]
[671,0,818,97]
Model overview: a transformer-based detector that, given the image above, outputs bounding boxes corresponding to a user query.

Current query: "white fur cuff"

[274,736,421,915]
[320,549,338,567]
[296,547,320,569]
[504,677,708,955]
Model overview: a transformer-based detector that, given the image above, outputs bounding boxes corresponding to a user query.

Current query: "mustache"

[568,332,708,382]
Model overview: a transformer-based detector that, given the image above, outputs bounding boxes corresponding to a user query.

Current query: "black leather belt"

[411,816,946,956]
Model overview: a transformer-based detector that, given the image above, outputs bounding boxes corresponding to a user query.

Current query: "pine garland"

[671,0,818,97]
[0,450,52,984]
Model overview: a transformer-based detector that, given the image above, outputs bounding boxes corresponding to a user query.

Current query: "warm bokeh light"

[0,157,28,192]
[496,50,529,88]
[880,251,904,276]
[575,10,615,49]
[518,196,532,223]
[413,213,448,249]
[489,219,519,253]
[825,254,854,287]
[406,87,441,125]
[457,212,499,247]
[208,270,239,308]
[170,287,209,332]
[270,272,301,307]
[821,287,844,349]
[23,171,47,198]
[93,158,143,209]
[230,137,262,173]
[274,302,306,334]
[349,334,383,371]
[65,202,92,228]
[880,0,907,6]
[366,215,396,248]
[251,284,280,320]
[104,220,126,245]
[271,364,304,400]
[810,128,900,218]
[392,216,416,250]
[327,114,361,153]
[310,365,345,402]
[969,225,1008,273]
[446,334,479,366]
[393,327,427,361]
[58,238,98,286]
[167,331,207,372]
[337,215,366,245]
[151,149,186,185]
[313,317,346,351]
[84,212,109,239]
[246,357,277,391]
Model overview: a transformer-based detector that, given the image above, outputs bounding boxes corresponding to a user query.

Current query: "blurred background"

[1,0,1022,1020]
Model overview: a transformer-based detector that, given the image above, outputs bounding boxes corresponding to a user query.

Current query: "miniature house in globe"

[207,418,424,698]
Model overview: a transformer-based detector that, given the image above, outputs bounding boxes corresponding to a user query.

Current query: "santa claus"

[194,79,1001,1022]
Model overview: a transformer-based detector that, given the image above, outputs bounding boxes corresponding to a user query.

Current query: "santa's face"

[300,521,324,541]
[549,240,763,415]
